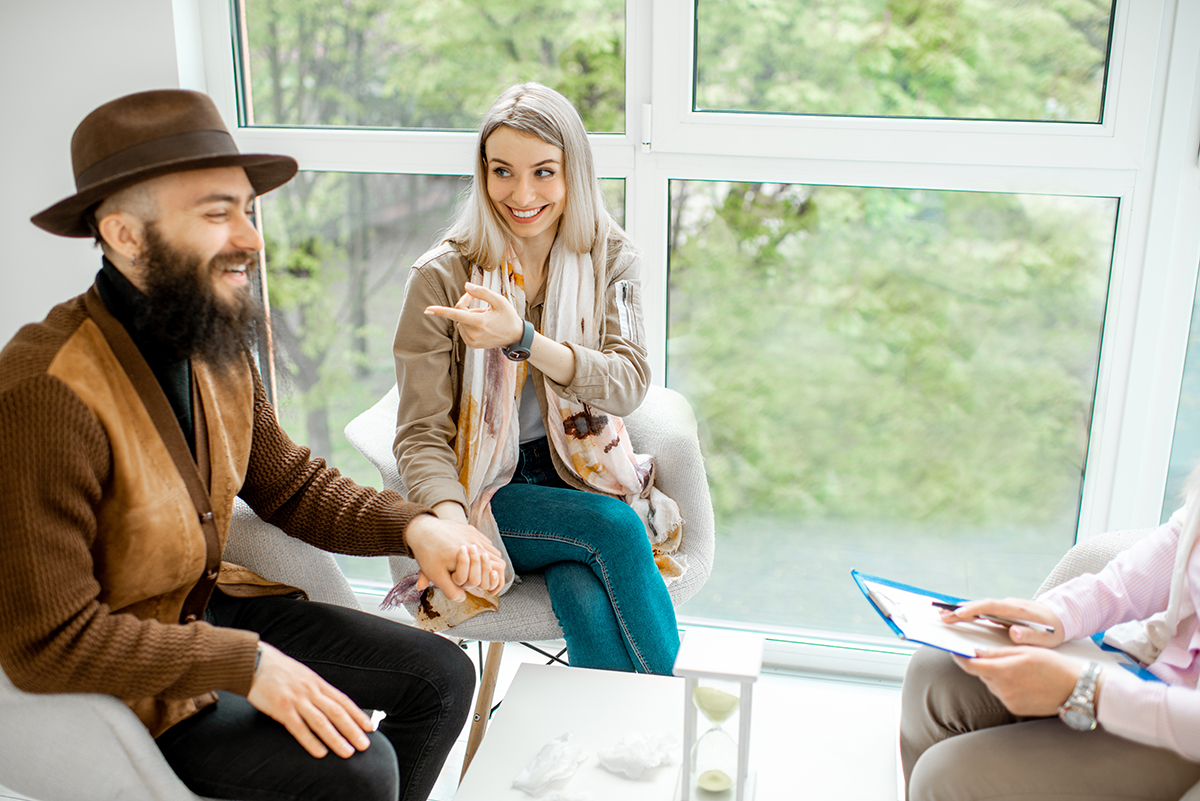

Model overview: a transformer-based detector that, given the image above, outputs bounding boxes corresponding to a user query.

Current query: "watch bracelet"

[1074,660,1101,705]
[1058,660,1101,729]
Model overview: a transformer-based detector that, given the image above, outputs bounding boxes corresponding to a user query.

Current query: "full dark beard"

[134,223,265,369]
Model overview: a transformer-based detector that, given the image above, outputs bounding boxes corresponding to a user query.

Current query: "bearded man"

[0,89,505,801]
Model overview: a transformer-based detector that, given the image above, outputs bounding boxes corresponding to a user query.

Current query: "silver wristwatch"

[1058,660,1101,731]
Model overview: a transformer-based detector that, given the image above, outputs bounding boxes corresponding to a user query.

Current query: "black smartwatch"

[503,320,535,362]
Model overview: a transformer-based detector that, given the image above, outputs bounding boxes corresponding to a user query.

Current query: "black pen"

[931,600,1056,634]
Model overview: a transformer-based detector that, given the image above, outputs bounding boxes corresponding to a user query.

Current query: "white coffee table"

[454,663,685,800]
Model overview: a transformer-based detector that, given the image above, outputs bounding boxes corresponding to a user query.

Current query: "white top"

[518,376,547,444]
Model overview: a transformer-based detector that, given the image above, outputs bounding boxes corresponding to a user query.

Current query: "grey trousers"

[900,646,1200,801]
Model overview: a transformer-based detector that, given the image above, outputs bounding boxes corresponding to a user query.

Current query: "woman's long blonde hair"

[445,82,629,270]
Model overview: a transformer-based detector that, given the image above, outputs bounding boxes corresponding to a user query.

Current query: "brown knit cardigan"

[0,287,431,736]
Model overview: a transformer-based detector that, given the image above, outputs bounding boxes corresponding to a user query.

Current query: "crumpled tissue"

[597,730,679,779]
[512,731,588,795]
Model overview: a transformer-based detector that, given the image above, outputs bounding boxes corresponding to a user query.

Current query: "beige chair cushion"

[224,498,361,610]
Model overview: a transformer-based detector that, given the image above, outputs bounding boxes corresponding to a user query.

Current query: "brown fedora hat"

[31,89,298,238]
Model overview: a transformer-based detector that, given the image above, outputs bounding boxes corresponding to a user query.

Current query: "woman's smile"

[509,205,547,220]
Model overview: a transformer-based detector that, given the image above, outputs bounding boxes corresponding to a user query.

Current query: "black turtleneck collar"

[95,257,195,454]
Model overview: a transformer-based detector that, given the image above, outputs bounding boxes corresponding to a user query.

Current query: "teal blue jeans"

[491,437,680,674]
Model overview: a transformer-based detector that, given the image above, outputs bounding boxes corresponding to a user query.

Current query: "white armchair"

[344,382,716,774]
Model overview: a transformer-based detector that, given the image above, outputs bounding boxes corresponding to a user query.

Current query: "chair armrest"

[1033,528,1154,598]
[0,671,201,801]
[223,499,361,610]
[625,385,715,607]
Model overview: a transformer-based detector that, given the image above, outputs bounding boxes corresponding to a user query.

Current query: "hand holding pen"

[935,597,1065,648]
[931,601,1056,633]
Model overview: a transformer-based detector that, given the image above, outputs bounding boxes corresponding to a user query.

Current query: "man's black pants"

[155,591,474,801]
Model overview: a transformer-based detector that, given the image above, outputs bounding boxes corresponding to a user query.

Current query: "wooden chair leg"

[461,640,505,781]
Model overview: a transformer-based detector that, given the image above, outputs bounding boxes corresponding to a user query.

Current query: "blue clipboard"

[852,569,1162,681]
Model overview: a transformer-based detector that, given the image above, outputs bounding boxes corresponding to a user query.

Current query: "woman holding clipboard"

[900,478,1200,801]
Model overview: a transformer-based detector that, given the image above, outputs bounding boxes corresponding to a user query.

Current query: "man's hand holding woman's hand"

[404,510,505,602]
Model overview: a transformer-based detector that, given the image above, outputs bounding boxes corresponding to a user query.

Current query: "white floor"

[0,641,903,801]
[431,641,903,801]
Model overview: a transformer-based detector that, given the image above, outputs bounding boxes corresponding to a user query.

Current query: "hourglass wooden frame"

[672,628,764,801]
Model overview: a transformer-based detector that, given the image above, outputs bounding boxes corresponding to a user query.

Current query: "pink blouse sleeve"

[1039,510,1183,641]
[1097,662,1200,762]
[1040,507,1200,760]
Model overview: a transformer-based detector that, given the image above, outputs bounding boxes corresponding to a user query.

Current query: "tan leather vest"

[46,294,256,734]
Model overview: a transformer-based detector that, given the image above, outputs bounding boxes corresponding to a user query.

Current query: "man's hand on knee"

[247,642,374,759]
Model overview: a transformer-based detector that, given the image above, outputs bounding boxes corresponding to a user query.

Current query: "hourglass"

[673,629,764,801]
[692,679,740,792]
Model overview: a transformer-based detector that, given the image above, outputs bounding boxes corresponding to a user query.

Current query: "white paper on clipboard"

[861,578,1140,669]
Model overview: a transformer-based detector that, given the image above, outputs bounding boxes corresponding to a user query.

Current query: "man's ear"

[96,211,145,267]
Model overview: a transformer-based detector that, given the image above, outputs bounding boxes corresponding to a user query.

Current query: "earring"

[129,257,138,266]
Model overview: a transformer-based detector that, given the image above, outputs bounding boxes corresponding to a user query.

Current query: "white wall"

[0,0,181,345]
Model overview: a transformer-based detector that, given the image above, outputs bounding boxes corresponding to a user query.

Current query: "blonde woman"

[390,83,683,674]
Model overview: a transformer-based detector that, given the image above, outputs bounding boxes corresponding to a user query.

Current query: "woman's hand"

[425,282,577,385]
[939,597,1065,648]
[952,647,1093,717]
[425,282,523,351]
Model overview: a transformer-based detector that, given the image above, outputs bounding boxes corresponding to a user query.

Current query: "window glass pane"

[667,181,1116,634]
[240,0,625,132]
[695,0,1115,122]
[260,171,625,583]
[1161,266,1200,522]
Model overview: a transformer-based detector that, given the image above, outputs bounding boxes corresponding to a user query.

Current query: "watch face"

[504,347,531,362]
[1061,704,1096,732]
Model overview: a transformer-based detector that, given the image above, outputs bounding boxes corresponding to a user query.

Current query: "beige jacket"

[392,240,651,511]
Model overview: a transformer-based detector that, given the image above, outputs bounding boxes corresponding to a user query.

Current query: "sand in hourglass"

[693,685,740,792]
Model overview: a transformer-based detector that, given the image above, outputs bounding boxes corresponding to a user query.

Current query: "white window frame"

[652,0,1153,165]
[181,0,1200,675]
